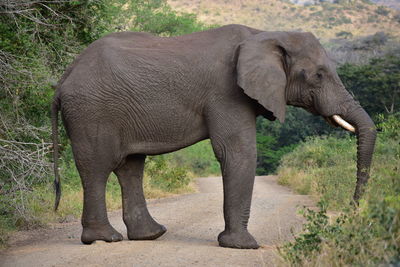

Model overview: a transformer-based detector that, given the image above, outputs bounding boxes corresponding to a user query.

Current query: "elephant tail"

[51,96,61,211]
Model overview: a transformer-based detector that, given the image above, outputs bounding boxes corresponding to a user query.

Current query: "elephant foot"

[127,219,167,240]
[81,224,123,244]
[218,229,259,249]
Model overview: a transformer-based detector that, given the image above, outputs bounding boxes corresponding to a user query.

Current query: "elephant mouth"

[324,115,356,133]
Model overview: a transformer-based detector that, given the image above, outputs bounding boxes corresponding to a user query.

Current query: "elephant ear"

[236,36,288,123]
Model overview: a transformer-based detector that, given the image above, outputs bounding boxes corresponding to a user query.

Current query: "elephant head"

[236,31,377,203]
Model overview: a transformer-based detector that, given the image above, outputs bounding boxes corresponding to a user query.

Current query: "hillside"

[371,0,400,10]
[167,0,400,39]
[291,0,400,11]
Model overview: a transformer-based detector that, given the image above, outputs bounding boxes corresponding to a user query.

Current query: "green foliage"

[336,30,353,39]
[255,107,342,175]
[375,6,389,16]
[166,140,220,177]
[278,113,400,210]
[279,201,345,264]
[281,194,400,265]
[146,156,191,191]
[278,114,400,265]
[394,13,400,24]
[256,133,297,175]
[338,51,400,116]
[356,3,366,9]
[0,1,113,63]
[376,113,400,139]
[367,14,378,23]
[0,1,118,131]
[322,3,337,12]
[278,134,358,205]
[110,0,209,36]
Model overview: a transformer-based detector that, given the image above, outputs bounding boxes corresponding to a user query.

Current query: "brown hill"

[167,0,400,39]
[371,0,400,10]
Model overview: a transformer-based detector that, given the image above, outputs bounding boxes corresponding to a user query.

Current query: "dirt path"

[0,176,313,267]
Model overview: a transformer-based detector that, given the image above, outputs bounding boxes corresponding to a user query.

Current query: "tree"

[338,50,400,116]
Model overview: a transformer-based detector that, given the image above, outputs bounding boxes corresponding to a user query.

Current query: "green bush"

[278,114,399,210]
[166,140,220,177]
[255,106,343,175]
[256,134,297,175]
[279,201,345,264]
[278,114,400,265]
[146,156,191,191]
[394,14,400,24]
[338,51,400,117]
[375,6,389,16]
[367,15,378,23]
[281,195,400,265]
[336,31,353,39]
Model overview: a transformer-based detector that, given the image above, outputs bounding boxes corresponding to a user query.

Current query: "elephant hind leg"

[76,160,123,244]
[70,130,123,244]
[114,154,166,240]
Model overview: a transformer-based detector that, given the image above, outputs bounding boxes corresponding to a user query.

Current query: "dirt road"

[0,176,313,267]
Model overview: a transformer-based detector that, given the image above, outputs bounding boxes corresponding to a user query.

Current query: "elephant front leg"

[114,154,166,240]
[211,129,259,249]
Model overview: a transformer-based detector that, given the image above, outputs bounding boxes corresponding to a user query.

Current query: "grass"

[277,114,400,265]
[277,135,358,209]
[277,132,399,210]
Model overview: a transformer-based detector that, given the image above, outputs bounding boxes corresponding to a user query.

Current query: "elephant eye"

[316,72,323,79]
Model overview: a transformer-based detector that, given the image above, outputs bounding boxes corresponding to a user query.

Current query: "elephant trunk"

[333,105,377,204]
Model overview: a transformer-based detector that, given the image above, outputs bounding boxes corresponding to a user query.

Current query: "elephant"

[51,24,376,249]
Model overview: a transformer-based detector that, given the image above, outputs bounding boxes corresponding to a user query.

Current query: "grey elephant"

[51,24,376,249]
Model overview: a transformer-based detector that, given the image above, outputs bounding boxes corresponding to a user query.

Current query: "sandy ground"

[0,176,313,267]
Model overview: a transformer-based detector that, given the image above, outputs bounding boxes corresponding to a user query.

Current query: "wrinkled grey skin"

[51,24,376,249]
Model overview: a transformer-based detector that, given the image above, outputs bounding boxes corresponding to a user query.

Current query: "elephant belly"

[121,108,209,156]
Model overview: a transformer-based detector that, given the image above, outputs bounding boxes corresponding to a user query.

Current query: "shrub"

[394,13,400,24]
[278,115,399,210]
[281,194,400,265]
[278,114,400,265]
[367,15,378,23]
[279,201,345,264]
[166,140,220,177]
[146,156,191,191]
[310,11,323,17]
[336,31,353,39]
[338,51,399,116]
[340,16,352,24]
[375,6,389,16]
[323,4,336,12]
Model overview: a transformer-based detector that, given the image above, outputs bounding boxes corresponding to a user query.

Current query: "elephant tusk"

[332,115,356,133]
